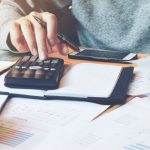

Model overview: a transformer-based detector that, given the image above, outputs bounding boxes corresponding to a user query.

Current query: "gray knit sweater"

[0,0,150,53]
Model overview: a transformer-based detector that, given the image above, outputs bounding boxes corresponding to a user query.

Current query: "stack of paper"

[0,61,15,73]
[34,97,150,150]
[128,56,150,96]
[0,97,109,150]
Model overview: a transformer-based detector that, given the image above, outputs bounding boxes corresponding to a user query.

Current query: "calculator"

[4,56,64,89]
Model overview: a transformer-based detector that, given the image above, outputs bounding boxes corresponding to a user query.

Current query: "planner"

[0,63,133,105]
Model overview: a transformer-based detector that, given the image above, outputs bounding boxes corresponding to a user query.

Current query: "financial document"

[0,97,109,150]
[128,56,150,96]
[35,97,150,150]
[0,61,15,73]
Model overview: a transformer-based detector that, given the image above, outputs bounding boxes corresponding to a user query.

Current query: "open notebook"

[0,63,133,104]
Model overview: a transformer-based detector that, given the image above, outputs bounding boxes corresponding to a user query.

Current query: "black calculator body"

[4,56,64,89]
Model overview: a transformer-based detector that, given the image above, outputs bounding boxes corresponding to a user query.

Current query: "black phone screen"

[68,49,137,62]
[75,50,129,59]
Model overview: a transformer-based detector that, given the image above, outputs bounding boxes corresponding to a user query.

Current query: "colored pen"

[32,16,80,51]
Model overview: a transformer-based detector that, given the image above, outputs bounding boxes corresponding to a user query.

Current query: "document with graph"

[0,97,108,150]
[35,97,150,150]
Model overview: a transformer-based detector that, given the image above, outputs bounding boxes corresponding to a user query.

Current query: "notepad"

[45,63,122,98]
[0,63,133,104]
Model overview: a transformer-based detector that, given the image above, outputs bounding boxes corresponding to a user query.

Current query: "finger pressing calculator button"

[36,58,43,66]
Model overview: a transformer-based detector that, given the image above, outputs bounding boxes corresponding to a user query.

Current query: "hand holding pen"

[10,12,78,60]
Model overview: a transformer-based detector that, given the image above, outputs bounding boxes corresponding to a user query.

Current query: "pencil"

[32,16,80,51]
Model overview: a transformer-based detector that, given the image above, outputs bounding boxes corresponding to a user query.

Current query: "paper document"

[34,97,150,150]
[46,63,122,98]
[129,56,150,66]
[128,59,150,96]
[0,97,109,150]
[0,61,15,73]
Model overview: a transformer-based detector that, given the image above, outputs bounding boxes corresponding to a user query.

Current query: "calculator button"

[23,69,35,78]
[36,58,43,66]
[44,60,51,64]
[29,66,43,70]
[43,60,51,70]
[50,68,56,71]
[34,69,45,79]
[45,71,53,79]
[51,59,59,64]
[43,68,49,71]
[15,56,30,69]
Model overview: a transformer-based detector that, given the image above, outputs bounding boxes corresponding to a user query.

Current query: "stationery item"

[0,63,133,104]
[0,94,9,114]
[0,60,16,73]
[36,97,150,150]
[0,97,109,150]
[4,56,64,89]
[33,16,80,52]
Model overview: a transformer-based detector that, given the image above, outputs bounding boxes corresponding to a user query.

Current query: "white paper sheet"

[128,65,150,96]
[0,97,109,150]
[0,61,15,72]
[46,63,122,98]
[34,97,150,150]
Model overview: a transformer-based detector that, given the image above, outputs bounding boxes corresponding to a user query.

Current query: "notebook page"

[46,63,122,98]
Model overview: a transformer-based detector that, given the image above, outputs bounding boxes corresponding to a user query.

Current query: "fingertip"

[61,44,69,55]
[32,48,38,56]
[39,50,48,60]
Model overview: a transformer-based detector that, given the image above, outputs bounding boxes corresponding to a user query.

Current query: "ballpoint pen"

[0,95,10,115]
[32,16,80,52]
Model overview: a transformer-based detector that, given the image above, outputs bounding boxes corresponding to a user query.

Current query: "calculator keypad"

[4,56,64,89]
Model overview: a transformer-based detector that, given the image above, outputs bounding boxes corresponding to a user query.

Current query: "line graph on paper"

[0,126,33,147]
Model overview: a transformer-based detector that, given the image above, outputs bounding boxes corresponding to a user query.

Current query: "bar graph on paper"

[124,143,150,150]
[0,126,33,147]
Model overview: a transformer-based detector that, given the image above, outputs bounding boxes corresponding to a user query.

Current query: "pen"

[0,95,10,115]
[32,16,80,52]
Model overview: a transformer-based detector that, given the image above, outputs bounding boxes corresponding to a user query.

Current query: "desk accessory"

[4,56,64,89]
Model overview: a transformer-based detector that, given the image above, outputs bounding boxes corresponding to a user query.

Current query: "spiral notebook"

[0,63,133,105]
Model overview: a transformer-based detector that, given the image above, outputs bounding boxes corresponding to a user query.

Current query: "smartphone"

[68,48,137,62]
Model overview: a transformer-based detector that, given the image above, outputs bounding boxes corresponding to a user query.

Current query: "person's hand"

[10,11,68,60]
